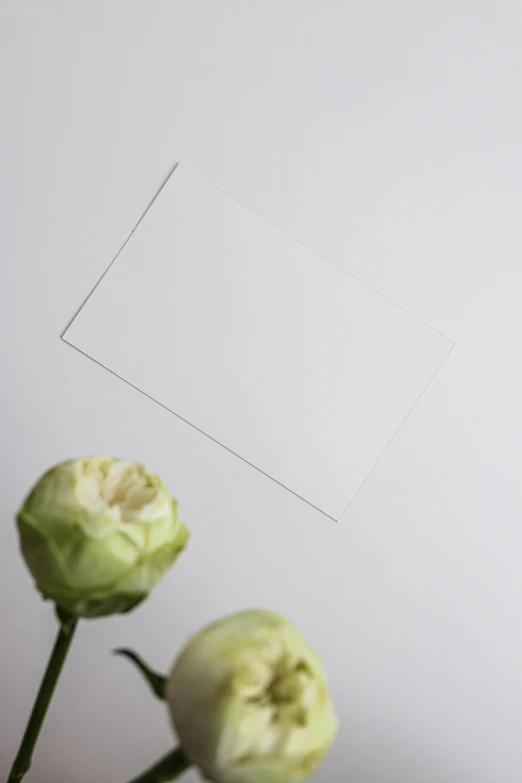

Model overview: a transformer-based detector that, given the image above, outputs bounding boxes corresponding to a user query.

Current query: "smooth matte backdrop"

[2,2,522,781]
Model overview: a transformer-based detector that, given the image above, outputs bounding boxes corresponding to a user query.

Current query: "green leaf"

[115,648,166,700]
[125,747,191,783]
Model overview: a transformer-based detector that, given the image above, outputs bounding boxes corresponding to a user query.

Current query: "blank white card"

[64,165,452,519]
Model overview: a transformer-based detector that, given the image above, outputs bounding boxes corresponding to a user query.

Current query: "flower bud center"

[78,459,161,523]
[268,664,305,705]
[244,657,312,728]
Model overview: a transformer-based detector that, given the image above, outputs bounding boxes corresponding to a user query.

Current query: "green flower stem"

[126,747,191,783]
[6,610,78,783]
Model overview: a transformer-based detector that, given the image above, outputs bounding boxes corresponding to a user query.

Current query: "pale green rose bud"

[17,457,189,618]
[166,610,338,783]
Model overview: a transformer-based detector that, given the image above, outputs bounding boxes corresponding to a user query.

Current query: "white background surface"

[64,164,452,519]
[2,1,522,781]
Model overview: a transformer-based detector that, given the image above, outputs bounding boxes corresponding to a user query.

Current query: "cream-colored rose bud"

[17,457,189,618]
[166,610,337,783]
